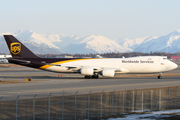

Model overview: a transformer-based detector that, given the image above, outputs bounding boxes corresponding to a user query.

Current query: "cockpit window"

[163,58,167,60]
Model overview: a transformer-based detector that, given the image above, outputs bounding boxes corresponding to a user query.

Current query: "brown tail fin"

[4,35,38,58]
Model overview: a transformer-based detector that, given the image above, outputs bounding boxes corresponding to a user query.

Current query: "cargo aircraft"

[4,35,178,79]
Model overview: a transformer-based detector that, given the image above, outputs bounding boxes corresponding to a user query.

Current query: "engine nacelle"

[81,67,94,75]
[101,69,115,77]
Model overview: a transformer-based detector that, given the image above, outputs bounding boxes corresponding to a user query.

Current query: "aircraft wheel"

[85,75,90,79]
[158,76,162,79]
[93,74,99,79]
[92,75,95,79]
[95,75,99,79]
[85,75,99,79]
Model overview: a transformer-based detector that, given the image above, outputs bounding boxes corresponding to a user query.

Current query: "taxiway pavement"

[0,67,180,100]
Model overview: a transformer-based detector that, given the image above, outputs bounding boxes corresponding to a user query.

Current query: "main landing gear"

[157,73,162,79]
[85,74,99,79]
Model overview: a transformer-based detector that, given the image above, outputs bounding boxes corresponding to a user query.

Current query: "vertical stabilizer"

[4,35,38,58]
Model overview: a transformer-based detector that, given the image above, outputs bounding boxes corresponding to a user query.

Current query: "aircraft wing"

[54,64,102,71]
[53,64,129,73]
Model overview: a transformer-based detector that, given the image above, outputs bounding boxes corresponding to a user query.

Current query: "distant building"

[55,55,74,58]
[171,56,180,59]
[0,55,12,63]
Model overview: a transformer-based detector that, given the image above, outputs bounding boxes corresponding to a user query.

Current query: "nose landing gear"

[158,76,162,79]
[158,73,162,79]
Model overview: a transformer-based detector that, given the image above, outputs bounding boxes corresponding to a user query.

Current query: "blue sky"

[1,0,180,39]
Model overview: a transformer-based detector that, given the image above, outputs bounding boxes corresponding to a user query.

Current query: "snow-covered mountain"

[134,29,180,53]
[46,34,133,54]
[0,30,132,54]
[115,36,158,49]
[15,30,61,50]
[64,35,132,54]
[1,29,180,54]
[0,31,62,54]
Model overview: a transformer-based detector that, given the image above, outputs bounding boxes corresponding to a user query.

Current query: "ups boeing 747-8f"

[3,35,178,79]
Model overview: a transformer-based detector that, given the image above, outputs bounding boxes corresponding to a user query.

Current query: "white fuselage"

[45,56,178,75]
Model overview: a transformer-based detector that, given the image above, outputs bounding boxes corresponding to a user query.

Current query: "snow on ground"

[108,109,180,120]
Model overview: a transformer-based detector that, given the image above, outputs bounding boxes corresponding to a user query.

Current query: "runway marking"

[1,81,180,95]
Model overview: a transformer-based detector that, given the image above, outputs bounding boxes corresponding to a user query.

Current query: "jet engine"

[80,67,94,75]
[101,69,115,77]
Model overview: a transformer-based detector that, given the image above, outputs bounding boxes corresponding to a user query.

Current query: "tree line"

[37,52,180,58]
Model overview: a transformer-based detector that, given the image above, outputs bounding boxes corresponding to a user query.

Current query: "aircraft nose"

[171,62,178,69]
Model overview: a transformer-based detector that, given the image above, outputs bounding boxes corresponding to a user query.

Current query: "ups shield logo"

[10,42,21,55]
